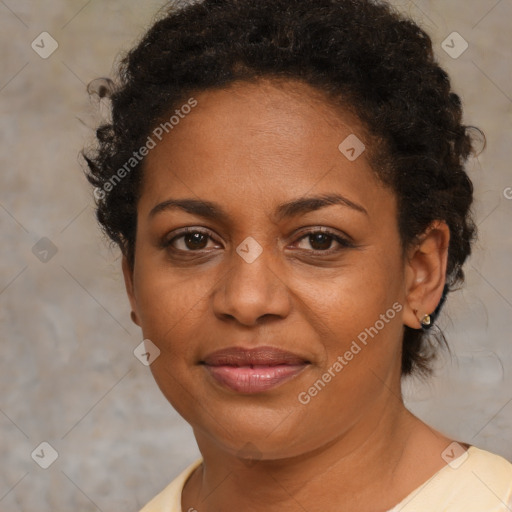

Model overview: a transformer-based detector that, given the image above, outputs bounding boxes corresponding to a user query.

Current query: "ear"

[122,254,140,326]
[403,221,450,329]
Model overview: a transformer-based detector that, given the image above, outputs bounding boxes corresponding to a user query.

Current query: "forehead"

[139,79,393,220]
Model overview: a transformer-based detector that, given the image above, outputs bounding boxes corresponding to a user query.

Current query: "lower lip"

[204,364,307,393]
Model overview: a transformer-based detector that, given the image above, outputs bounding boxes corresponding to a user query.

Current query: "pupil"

[186,233,207,250]
[310,233,331,250]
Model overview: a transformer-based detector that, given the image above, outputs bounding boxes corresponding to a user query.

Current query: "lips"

[201,346,310,393]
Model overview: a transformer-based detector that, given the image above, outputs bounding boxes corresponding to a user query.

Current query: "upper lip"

[202,346,310,366]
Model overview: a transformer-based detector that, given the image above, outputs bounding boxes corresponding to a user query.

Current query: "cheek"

[295,268,404,420]
[303,254,402,335]
[296,252,406,397]
[133,268,210,416]
[133,260,212,358]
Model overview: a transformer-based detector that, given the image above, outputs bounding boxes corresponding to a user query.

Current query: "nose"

[212,240,292,326]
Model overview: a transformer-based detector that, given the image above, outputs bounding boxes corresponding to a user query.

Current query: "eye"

[293,228,354,253]
[161,227,354,255]
[163,228,221,252]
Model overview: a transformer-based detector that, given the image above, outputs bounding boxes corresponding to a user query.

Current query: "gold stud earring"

[420,314,431,327]
[413,309,432,329]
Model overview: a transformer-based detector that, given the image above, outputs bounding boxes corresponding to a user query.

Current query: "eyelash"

[161,227,355,255]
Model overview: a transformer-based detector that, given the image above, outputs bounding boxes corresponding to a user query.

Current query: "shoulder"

[138,458,203,512]
[467,446,512,485]
[390,445,512,512]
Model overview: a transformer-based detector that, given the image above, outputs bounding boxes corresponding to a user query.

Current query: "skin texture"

[122,79,460,511]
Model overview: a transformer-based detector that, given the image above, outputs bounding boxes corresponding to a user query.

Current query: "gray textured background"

[0,1,511,510]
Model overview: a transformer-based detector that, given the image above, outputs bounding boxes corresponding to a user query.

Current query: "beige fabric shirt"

[139,446,512,512]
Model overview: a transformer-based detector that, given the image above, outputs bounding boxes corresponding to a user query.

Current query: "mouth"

[201,346,311,394]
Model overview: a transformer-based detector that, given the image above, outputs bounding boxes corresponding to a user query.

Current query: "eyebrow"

[148,193,368,222]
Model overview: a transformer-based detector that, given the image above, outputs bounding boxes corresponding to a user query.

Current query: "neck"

[182,397,431,512]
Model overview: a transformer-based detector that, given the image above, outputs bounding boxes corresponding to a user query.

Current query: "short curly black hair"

[83,0,484,378]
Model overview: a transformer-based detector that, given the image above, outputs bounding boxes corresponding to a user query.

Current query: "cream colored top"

[139,446,512,512]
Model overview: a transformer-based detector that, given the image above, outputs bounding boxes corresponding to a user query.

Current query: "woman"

[83,0,512,510]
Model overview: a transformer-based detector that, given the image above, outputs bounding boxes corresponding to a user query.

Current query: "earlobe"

[121,254,140,326]
[403,221,450,330]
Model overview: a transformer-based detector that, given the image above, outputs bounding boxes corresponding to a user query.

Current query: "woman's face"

[123,79,442,460]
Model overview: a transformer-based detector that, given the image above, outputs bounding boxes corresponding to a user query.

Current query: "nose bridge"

[213,234,291,325]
